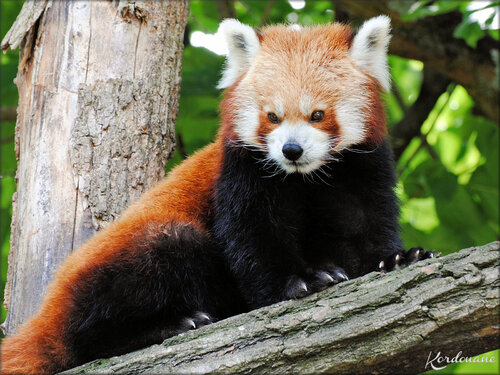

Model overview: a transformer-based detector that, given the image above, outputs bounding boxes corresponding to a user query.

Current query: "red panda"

[0,17,433,374]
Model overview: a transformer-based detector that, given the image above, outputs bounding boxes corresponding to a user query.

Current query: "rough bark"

[334,0,499,124]
[1,0,188,335]
[63,242,499,375]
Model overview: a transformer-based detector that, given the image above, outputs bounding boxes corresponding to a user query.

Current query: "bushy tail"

[1,314,72,375]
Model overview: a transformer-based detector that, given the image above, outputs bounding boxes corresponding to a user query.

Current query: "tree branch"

[334,0,499,123]
[63,242,499,374]
[1,0,48,52]
[215,0,236,21]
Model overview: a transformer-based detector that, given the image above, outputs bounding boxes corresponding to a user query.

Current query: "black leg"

[65,222,243,365]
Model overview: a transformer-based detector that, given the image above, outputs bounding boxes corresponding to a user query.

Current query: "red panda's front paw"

[284,275,311,299]
[284,267,349,300]
[308,267,349,292]
[378,247,438,272]
[180,311,214,331]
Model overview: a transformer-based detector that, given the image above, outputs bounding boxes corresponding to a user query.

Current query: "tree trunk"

[0,0,189,335]
[62,242,499,375]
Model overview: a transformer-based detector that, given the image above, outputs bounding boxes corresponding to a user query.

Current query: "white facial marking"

[266,121,331,174]
[234,99,260,147]
[273,98,284,118]
[334,94,367,151]
[300,96,327,117]
[299,95,313,117]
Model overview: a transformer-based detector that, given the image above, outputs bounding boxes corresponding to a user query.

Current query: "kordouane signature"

[425,351,497,371]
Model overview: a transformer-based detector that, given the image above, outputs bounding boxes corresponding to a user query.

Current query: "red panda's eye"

[267,112,280,124]
[310,110,324,122]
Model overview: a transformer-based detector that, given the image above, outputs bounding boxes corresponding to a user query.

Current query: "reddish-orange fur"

[257,111,278,140]
[362,78,387,144]
[315,108,340,138]
[0,142,223,374]
[219,80,242,143]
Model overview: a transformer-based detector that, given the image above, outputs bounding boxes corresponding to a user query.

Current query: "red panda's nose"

[282,143,303,161]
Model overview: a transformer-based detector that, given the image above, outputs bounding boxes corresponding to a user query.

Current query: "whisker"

[317,166,334,184]
[344,143,381,154]
[302,172,311,184]
[324,155,342,162]
[310,169,333,187]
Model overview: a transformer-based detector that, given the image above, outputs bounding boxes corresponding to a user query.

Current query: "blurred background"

[1,1,498,373]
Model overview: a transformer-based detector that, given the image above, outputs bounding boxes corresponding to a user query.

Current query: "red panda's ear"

[217,19,261,89]
[349,15,392,91]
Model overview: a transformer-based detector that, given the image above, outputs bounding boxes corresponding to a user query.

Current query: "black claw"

[378,260,385,271]
[179,311,214,332]
[318,271,335,284]
[331,268,349,282]
[308,271,334,292]
[180,317,197,330]
[408,247,437,262]
[307,266,349,292]
[407,247,423,261]
[286,266,350,298]
[193,311,213,327]
[379,247,438,272]
[285,276,309,299]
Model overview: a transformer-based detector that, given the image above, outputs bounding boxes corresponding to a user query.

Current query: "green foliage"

[385,56,424,124]
[391,0,500,47]
[190,0,334,30]
[0,1,498,372]
[0,121,15,327]
[397,85,498,254]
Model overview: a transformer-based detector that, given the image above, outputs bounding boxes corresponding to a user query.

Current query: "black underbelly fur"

[212,139,402,308]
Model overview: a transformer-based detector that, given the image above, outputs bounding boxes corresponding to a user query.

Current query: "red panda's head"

[218,17,391,174]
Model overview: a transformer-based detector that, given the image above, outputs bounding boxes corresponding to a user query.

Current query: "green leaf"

[401,197,440,233]
[394,0,470,21]
[488,28,499,39]
[389,56,424,108]
[453,18,485,48]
